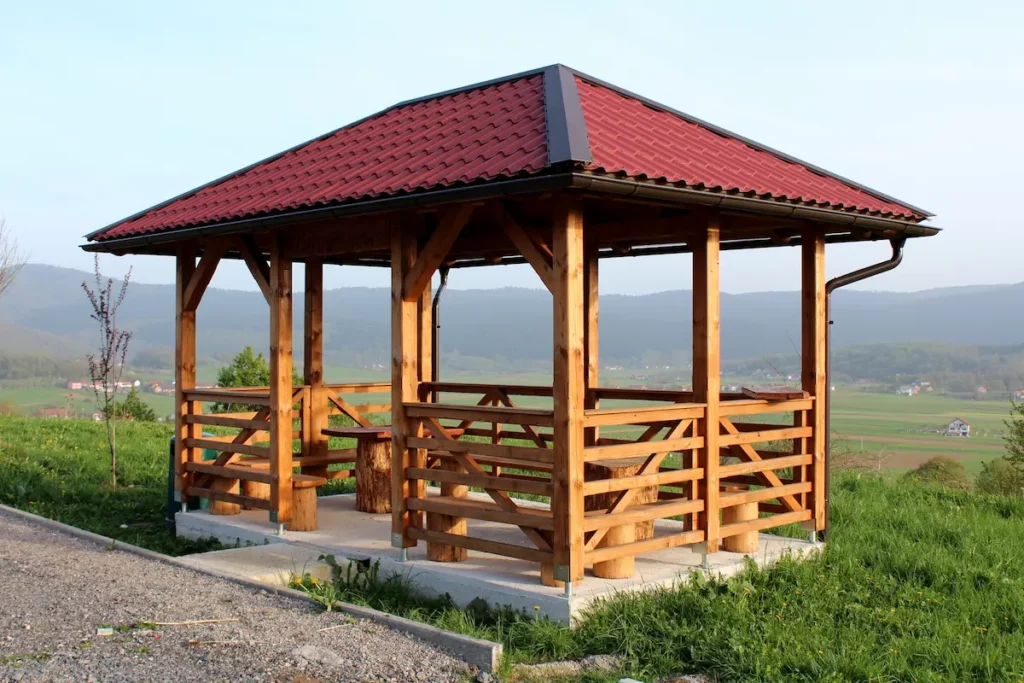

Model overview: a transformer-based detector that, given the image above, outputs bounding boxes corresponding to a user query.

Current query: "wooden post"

[269,233,294,525]
[802,227,827,531]
[174,248,197,506]
[356,436,392,513]
[304,258,328,477]
[552,199,586,584]
[694,216,721,554]
[391,217,423,549]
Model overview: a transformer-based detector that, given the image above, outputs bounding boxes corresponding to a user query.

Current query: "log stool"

[427,457,469,562]
[583,457,658,579]
[209,476,241,515]
[322,426,393,513]
[241,480,270,510]
[287,474,327,531]
[721,485,759,553]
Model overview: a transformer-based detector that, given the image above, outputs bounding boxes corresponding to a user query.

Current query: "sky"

[1,1,1022,295]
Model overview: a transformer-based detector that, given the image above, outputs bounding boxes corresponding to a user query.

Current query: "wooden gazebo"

[83,65,937,588]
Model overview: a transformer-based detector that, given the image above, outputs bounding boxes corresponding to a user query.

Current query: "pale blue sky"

[1,1,1021,294]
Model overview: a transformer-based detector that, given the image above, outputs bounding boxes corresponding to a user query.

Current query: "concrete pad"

[178,493,818,623]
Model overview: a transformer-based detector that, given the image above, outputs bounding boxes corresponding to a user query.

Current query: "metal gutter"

[821,237,906,541]
[430,266,450,403]
[570,174,939,237]
[83,172,935,256]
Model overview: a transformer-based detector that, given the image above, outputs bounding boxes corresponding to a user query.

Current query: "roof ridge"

[564,66,933,218]
[542,65,592,165]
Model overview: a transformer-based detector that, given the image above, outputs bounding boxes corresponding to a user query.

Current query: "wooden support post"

[694,216,721,554]
[304,258,328,477]
[269,234,294,524]
[356,436,392,513]
[175,247,197,506]
[802,227,827,531]
[391,217,423,549]
[551,199,586,584]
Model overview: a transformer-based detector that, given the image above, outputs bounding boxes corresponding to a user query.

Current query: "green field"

[830,388,1010,473]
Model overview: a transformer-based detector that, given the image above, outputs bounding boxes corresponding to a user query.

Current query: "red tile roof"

[576,77,920,219]
[96,75,547,241]
[89,65,928,243]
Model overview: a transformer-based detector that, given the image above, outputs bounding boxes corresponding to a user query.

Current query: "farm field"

[829,388,1010,473]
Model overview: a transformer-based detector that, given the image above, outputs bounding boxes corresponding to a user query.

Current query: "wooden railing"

[177,382,392,510]
[396,382,820,582]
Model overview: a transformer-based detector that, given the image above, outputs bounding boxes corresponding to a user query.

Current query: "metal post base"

[276,523,285,536]
[399,548,408,563]
[702,554,711,572]
[563,580,573,599]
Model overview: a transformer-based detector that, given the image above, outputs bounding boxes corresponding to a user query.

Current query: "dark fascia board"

[82,169,936,256]
[564,66,934,219]
[543,65,592,165]
[85,64,559,242]
[81,173,578,254]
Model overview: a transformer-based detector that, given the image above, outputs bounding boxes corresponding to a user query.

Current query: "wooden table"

[322,426,393,513]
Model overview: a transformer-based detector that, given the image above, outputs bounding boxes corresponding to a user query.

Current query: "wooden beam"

[501,208,554,294]
[183,241,227,311]
[304,258,327,462]
[391,216,423,548]
[174,247,198,503]
[802,226,827,531]
[551,198,586,583]
[239,235,272,304]
[694,215,721,553]
[403,205,474,301]
[269,233,294,524]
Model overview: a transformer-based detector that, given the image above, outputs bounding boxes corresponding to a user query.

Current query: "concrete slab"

[178,493,817,623]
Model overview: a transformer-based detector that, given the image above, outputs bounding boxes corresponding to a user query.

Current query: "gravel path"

[0,510,470,682]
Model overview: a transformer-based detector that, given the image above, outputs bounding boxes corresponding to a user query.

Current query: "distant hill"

[1,264,1022,368]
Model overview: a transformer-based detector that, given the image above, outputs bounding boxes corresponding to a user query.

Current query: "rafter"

[183,241,228,311]
[403,205,475,301]
[500,207,553,293]
[238,235,272,304]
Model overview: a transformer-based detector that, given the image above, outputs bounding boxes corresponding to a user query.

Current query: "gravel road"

[0,510,470,682]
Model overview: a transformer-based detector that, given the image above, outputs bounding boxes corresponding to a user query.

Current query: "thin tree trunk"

[107,415,118,488]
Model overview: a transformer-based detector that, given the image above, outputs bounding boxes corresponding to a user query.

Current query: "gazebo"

[83,65,937,590]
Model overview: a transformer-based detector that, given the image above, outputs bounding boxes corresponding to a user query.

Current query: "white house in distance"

[946,418,971,438]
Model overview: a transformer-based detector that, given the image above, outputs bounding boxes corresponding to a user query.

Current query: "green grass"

[0,414,220,554]
[294,474,1024,683]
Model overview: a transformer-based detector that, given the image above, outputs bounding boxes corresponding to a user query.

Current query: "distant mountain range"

[1,264,1022,368]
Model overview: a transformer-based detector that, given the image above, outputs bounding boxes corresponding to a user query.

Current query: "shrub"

[977,457,1024,496]
[905,455,972,490]
[110,387,157,422]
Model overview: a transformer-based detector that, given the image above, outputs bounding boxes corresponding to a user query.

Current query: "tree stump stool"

[323,427,392,513]
[241,480,270,510]
[286,474,327,532]
[209,476,241,515]
[427,457,469,562]
[583,457,658,579]
[721,485,759,553]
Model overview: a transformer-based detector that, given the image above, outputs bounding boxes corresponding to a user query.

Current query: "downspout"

[822,237,906,541]
[430,266,450,403]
